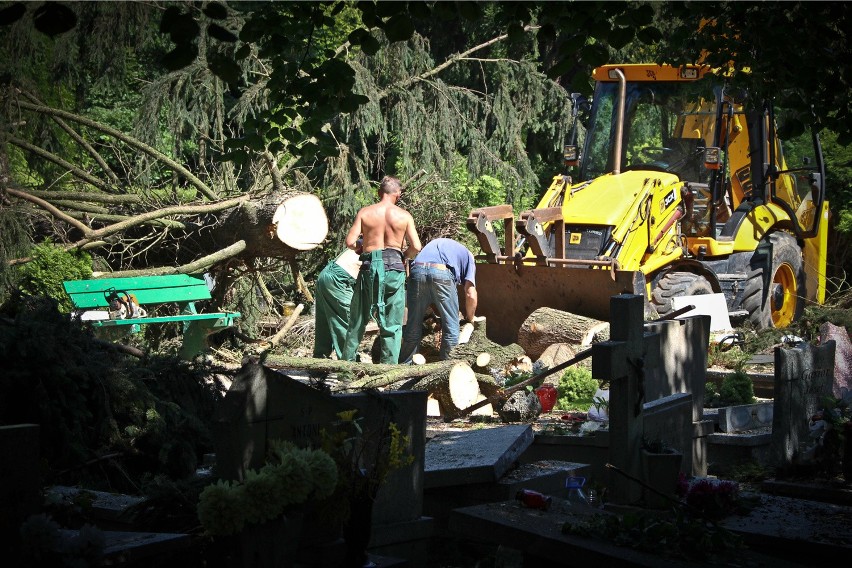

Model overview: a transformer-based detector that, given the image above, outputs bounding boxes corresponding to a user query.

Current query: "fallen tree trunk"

[210,190,328,260]
[448,321,526,370]
[262,353,456,389]
[517,307,609,359]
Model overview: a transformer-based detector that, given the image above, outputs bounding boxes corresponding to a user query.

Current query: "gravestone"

[643,392,693,470]
[644,315,711,422]
[213,363,429,562]
[819,322,851,398]
[213,363,346,480]
[769,342,836,467]
[592,295,661,506]
[0,424,41,542]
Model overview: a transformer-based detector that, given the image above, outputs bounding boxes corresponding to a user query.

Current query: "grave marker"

[592,295,661,505]
[644,315,711,422]
[770,342,836,468]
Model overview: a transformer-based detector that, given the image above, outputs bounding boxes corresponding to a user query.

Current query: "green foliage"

[705,371,756,408]
[196,442,338,536]
[0,205,31,305]
[707,345,751,372]
[727,461,771,483]
[0,294,223,490]
[555,367,599,411]
[17,242,92,312]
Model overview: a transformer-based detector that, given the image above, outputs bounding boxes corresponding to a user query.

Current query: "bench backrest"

[63,274,213,309]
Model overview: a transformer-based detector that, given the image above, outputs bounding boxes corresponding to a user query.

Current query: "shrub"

[718,371,756,405]
[17,241,91,312]
[556,367,599,411]
[704,371,756,408]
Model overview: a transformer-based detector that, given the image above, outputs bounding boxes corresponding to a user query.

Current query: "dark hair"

[379,175,402,195]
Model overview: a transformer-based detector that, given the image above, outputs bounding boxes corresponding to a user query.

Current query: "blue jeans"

[399,265,460,363]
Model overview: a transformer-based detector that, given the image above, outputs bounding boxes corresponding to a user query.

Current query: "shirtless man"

[341,175,422,363]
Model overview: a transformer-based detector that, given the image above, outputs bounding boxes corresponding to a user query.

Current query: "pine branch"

[6,136,114,193]
[5,187,91,235]
[378,25,538,99]
[18,88,121,184]
[15,101,220,200]
[27,190,141,204]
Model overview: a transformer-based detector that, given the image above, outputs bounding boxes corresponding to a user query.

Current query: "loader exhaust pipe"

[612,68,626,175]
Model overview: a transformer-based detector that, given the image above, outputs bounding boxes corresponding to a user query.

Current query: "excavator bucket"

[473,263,647,345]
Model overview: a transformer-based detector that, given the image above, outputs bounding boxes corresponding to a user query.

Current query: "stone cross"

[770,341,836,468]
[592,294,661,505]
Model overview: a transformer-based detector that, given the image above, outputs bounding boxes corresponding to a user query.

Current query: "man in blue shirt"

[399,238,478,363]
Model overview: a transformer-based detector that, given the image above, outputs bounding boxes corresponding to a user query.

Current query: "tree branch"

[15,101,220,200]
[6,136,113,193]
[27,190,141,204]
[91,240,247,278]
[378,25,538,98]
[69,195,251,249]
[19,88,121,184]
[5,187,92,235]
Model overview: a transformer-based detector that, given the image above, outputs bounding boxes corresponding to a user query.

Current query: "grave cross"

[592,294,661,505]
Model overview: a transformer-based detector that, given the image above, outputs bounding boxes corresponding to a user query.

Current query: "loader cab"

[565,64,826,240]
[578,71,719,185]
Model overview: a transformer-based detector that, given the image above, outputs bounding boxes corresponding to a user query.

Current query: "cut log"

[211,190,328,261]
[458,322,474,344]
[448,362,480,410]
[475,352,491,369]
[536,343,577,371]
[411,362,496,421]
[517,307,609,359]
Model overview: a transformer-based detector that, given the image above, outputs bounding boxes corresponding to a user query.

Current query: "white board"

[671,293,732,331]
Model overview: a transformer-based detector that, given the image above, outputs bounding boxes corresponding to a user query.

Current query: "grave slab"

[448,497,820,567]
[48,486,145,525]
[56,529,191,564]
[424,424,533,489]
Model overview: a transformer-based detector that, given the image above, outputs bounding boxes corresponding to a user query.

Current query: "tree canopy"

[1,1,850,313]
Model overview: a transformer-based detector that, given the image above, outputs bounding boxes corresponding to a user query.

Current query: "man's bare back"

[345,177,421,258]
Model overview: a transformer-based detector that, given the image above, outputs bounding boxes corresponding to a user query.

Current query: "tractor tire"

[651,271,714,318]
[741,232,805,329]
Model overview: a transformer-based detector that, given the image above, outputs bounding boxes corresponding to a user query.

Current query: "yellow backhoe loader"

[468,64,829,345]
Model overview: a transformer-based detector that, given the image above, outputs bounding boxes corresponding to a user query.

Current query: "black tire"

[651,271,714,318]
[741,232,805,329]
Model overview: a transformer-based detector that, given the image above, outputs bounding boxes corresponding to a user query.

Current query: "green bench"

[63,274,241,360]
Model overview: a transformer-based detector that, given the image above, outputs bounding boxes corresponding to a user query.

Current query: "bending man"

[399,238,477,363]
[341,176,422,364]
[313,247,361,359]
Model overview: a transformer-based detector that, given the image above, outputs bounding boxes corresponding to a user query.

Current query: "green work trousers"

[313,261,355,358]
[342,250,406,364]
